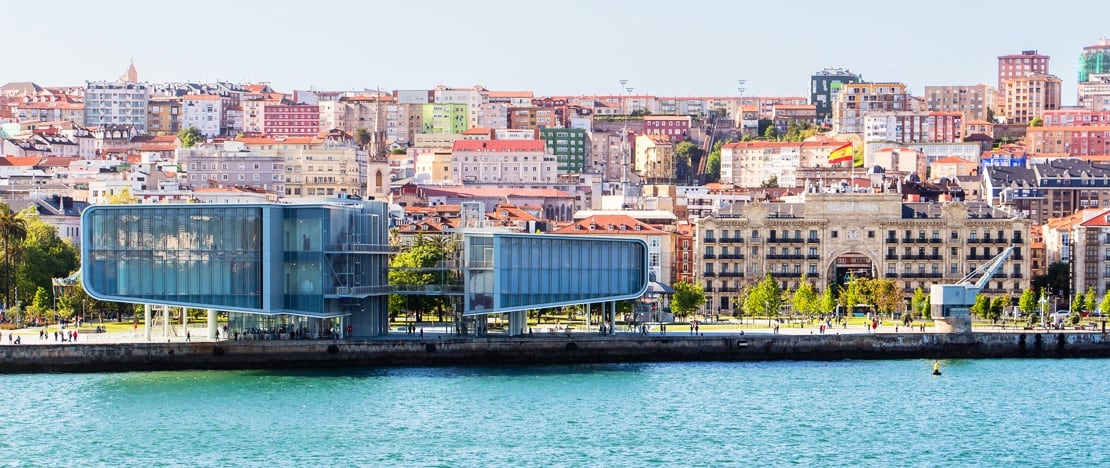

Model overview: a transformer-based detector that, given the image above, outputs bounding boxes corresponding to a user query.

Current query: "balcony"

[967,254,993,260]
[770,271,805,277]
[702,271,717,277]
[806,254,821,260]
[719,271,745,278]
[1011,272,1025,279]
[703,253,717,259]
[718,286,741,293]
[967,238,982,244]
[901,254,943,261]
[766,254,804,260]
[901,237,914,243]
[900,272,944,279]
[719,237,745,244]
[719,253,745,260]
[886,237,899,244]
[928,237,943,243]
[885,254,899,260]
[767,237,804,244]
[808,237,821,243]
[702,237,717,243]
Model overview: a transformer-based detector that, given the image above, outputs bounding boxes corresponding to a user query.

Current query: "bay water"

[1,359,1107,466]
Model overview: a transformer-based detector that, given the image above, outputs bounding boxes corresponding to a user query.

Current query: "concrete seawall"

[1,332,1109,373]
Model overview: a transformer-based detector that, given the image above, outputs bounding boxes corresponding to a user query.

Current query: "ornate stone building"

[694,192,1031,317]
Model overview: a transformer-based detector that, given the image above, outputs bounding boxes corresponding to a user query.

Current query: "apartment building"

[810,68,861,122]
[831,83,912,134]
[450,139,557,184]
[923,84,997,123]
[84,81,150,133]
[998,50,1050,92]
[694,192,1030,316]
[1001,73,1062,125]
[263,104,320,137]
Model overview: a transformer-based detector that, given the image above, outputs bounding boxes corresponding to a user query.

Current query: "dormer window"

[589,224,597,230]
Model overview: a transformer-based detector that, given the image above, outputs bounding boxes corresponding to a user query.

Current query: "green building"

[421,103,468,134]
[540,128,588,174]
[1079,39,1110,83]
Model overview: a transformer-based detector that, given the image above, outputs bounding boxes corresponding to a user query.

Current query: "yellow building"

[147,98,181,136]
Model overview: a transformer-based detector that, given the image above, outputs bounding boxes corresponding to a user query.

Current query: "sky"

[3,0,1106,104]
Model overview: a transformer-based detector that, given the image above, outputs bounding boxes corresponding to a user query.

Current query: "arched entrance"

[828,252,876,292]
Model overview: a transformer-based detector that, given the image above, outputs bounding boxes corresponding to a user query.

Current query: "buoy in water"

[932,361,942,376]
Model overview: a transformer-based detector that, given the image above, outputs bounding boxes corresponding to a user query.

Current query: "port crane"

[930,244,1016,333]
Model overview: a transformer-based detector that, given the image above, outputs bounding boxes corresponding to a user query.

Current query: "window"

[867,231,875,238]
[831,231,838,238]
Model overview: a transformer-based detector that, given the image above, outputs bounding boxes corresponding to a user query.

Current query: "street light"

[1038,290,1048,330]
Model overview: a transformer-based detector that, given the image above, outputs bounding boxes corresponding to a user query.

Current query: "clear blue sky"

[3,0,1105,104]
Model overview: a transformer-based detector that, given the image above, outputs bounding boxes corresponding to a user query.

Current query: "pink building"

[643,115,691,142]
[1042,109,1110,126]
[263,104,320,137]
[998,50,1050,92]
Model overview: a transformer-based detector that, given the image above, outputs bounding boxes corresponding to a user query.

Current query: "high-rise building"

[1079,39,1110,83]
[831,82,912,134]
[997,50,1050,92]
[810,68,861,123]
[1001,73,1061,125]
[923,84,998,123]
[84,81,151,133]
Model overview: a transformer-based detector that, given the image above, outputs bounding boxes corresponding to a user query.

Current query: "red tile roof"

[0,156,42,166]
[551,214,667,235]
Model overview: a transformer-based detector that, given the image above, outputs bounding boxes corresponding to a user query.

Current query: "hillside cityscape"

[3,39,1110,319]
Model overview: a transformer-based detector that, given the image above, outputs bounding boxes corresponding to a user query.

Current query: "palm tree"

[0,204,27,309]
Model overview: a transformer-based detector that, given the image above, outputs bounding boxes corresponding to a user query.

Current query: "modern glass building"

[82,199,391,338]
[460,232,649,335]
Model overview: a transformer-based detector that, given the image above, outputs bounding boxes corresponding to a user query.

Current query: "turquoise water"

[1,360,1107,466]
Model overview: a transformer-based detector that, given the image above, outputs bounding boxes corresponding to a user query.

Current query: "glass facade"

[463,233,649,315]
[85,206,264,309]
[82,200,393,337]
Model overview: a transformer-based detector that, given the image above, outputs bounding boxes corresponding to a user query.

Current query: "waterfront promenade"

[0,319,1107,373]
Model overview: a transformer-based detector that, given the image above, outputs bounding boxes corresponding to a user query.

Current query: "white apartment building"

[450,139,557,184]
[181,95,223,137]
[84,81,150,133]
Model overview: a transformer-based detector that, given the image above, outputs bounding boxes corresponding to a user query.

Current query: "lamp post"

[1038,290,1048,330]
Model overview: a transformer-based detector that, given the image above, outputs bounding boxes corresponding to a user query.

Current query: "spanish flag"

[828,143,853,164]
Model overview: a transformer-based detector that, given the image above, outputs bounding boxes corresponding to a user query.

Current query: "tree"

[791,275,819,318]
[870,278,903,315]
[762,125,779,141]
[1071,292,1084,314]
[970,294,990,319]
[819,287,836,315]
[30,286,50,318]
[354,128,372,148]
[912,287,929,319]
[14,207,79,317]
[178,126,202,148]
[0,204,27,309]
[107,188,138,204]
[1100,290,1110,316]
[1084,285,1096,313]
[760,175,779,188]
[671,281,705,319]
[391,147,407,155]
[675,141,701,185]
[1018,289,1036,318]
[1030,116,1044,127]
[988,296,1007,324]
[838,275,867,310]
[743,274,783,323]
[705,151,721,182]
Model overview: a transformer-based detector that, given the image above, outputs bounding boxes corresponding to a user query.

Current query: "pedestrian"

[215,329,220,341]
[186,330,191,342]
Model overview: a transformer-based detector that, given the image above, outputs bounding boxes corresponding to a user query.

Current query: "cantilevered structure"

[82,198,391,338]
[81,199,650,339]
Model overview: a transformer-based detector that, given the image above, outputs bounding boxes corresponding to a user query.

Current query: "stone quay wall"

[1,332,1108,373]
